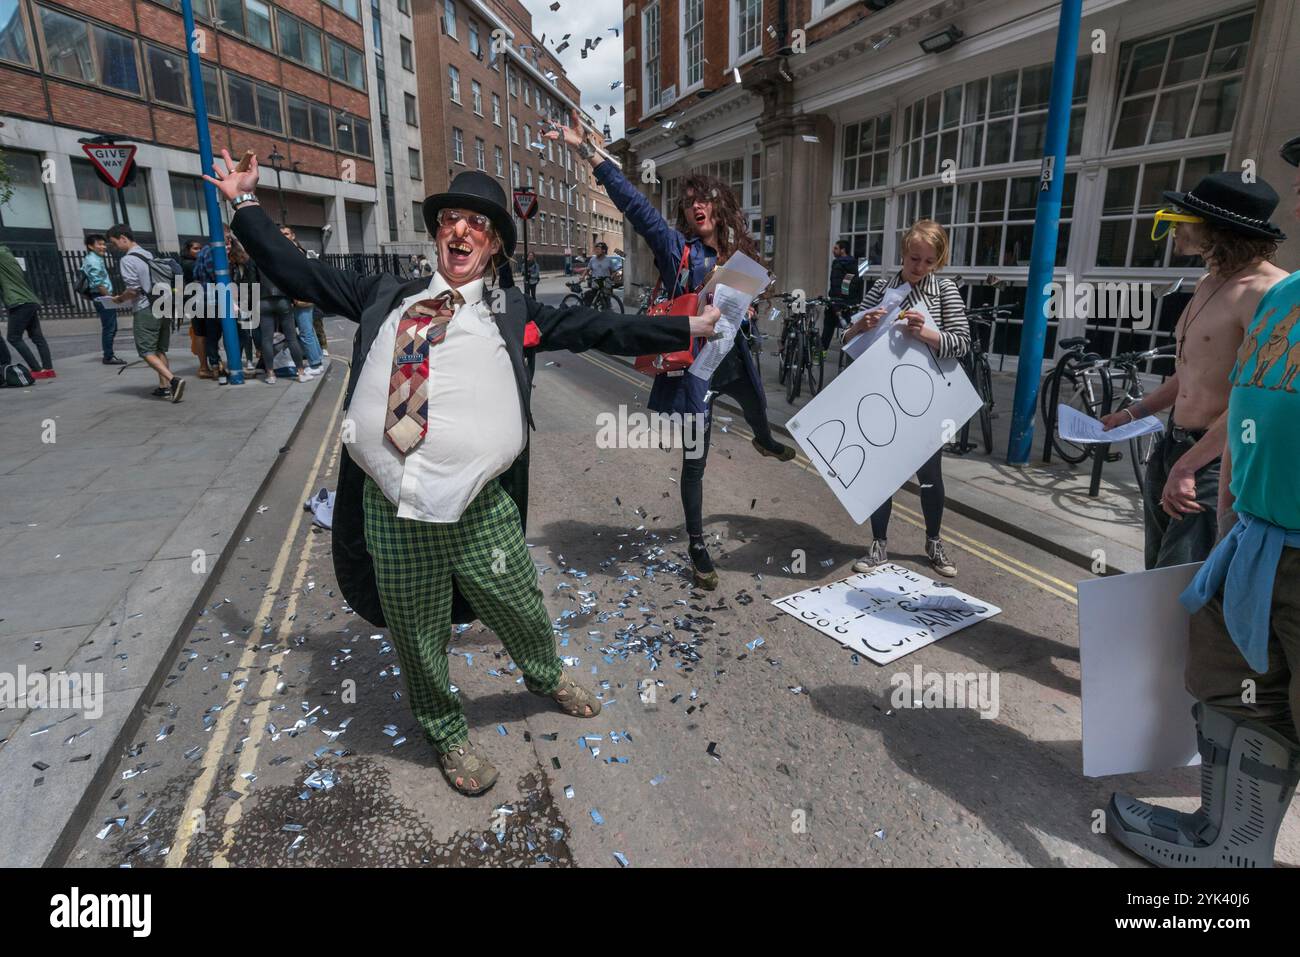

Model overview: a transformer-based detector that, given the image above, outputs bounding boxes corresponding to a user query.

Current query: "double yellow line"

[167,370,349,867]
[577,351,1077,605]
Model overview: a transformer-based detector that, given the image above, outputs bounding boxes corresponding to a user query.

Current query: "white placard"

[787,304,982,524]
[1078,563,1202,778]
[772,563,1001,665]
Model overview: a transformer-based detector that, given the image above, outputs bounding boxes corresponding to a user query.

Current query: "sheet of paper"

[95,295,131,311]
[842,285,915,360]
[698,251,771,298]
[1078,563,1202,777]
[772,563,1000,665]
[688,282,749,381]
[1057,403,1164,444]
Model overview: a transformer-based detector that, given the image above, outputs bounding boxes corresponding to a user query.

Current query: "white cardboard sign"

[786,306,982,524]
[773,563,1001,665]
[1077,563,1202,778]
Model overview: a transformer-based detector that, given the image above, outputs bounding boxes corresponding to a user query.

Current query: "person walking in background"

[106,224,183,402]
[564,244,573,276]
[249,245,309,384]
[547,113,796,591]
[0,244,53,379]
[824,241,861,361]
[842,219,970,578]
[179,239,214,378]
[280,226,324,378]
[82,234,125,366]
[524,251,540,299]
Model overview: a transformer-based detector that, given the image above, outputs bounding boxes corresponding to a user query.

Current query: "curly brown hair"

[1184,221,1279,276]
[675,174,758,264]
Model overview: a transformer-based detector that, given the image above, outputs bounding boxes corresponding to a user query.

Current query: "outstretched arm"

[527,296,718,356]
[204,149,384,322]
[545,113,685,287]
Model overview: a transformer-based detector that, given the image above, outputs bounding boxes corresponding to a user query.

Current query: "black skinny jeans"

[870,447,945,541]
[682,354,778,538]
[6,302,51,370]
[259,296,304,373]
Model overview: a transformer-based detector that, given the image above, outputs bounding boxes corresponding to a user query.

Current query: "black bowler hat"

[1282,135,1300,168]
[423,170,517,256]
[1163,171,1285,242]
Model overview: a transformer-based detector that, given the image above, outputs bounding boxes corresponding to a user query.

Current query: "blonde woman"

[841,219,970,577]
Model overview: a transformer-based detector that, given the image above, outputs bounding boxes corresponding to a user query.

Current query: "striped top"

[856,271,971,359]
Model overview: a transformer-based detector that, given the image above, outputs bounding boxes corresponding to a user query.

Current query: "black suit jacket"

[232,204,691,626]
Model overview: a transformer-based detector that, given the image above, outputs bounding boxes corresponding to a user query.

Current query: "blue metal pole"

[1006,0,1083,464]
[180,0,244,385]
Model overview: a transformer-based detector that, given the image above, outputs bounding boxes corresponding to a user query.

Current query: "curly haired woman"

[547,115,795,590]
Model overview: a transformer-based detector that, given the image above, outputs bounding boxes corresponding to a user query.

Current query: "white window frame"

[442,0,457,39]
[680,0,705,94]
[471,79,482,115]
[452,127,464,164]
[643,2,662,114]
[492,92,501,125]
[448,65,460,103]
[731,0,762,67]
[475,137,485,170]
[495,145,504,176]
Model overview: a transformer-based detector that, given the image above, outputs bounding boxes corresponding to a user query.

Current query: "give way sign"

[81,143,138,189]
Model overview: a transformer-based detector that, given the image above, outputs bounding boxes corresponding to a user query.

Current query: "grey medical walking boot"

[1107,703,1300,867]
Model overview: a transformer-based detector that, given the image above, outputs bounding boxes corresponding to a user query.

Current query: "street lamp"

[267,147,289,225]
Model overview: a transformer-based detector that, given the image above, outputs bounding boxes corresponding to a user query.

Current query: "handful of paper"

[689,251,772,381]
[842,284,914,360]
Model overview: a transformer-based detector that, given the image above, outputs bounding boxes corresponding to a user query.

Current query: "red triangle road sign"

[81,143,138,189]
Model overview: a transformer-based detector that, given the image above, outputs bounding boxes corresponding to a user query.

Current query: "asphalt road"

[62,298,1299,868]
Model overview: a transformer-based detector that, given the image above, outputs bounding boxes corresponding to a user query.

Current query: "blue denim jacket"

[594,160,765,416]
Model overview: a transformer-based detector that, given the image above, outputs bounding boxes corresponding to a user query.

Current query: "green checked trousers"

[362,476,563,752]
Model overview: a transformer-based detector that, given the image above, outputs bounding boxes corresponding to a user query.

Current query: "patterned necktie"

[384,289,461,454]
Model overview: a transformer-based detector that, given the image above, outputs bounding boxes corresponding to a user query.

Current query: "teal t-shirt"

[1228,271,1300,529]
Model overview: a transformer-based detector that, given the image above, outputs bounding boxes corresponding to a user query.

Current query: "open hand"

[202,148,259,201]
[689,305,722,339]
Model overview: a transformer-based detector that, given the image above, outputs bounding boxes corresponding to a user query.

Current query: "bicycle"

[1039,336,1115,466]
[773,294,831,404]
[561,276,623,313]
[951,305,1011,456]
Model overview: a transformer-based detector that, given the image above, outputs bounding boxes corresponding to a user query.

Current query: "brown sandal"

[546,675,602,718]
[438,742,498,796]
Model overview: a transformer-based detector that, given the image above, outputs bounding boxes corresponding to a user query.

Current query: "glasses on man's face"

[438,209,492,234]
[1151,208,1205,242]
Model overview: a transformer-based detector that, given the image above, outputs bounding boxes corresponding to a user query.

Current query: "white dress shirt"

[345,273,526,523]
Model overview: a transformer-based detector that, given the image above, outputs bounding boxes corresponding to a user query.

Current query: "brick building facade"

[0,0,379,252]
[406,0,624,269]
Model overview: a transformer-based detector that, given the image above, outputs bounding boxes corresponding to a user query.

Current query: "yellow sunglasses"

[1151,208,1205,242]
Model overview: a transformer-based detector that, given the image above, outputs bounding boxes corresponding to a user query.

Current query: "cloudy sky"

[520,0,626,140]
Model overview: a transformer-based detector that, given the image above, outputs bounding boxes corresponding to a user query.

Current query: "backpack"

[74,266,98,300]
[125,252,183,317]
[2,363,35,387]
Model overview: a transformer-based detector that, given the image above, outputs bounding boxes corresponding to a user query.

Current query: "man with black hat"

[1107,137,1300,868]
[1101,171,1289,569]
[205,150,720,796]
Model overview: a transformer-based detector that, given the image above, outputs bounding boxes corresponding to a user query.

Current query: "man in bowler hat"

[206,151,720,795]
